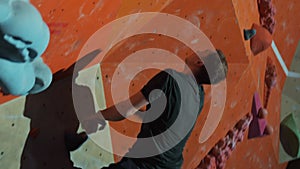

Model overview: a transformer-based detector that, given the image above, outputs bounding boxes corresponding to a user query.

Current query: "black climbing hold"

[244,29,256,40]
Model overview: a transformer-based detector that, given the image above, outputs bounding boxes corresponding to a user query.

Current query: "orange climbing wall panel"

[1,0,299,168]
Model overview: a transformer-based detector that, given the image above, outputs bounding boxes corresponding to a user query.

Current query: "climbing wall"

[0,97,29,169]
[280,42,300,163]
[1,0,300,169]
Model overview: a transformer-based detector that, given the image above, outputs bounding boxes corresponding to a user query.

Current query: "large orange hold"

[250,23,273,55]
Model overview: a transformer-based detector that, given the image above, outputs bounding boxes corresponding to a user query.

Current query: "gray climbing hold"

[244,29,256,40]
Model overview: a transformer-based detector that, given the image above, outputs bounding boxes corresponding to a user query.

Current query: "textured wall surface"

[0,0,300,168]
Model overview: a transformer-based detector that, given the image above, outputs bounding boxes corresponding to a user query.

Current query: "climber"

[82,49,228,169]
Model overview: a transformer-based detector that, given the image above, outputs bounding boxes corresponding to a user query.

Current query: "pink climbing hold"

[248,92,271,139]
[196,114,252,169]
[264,57,277,108]
[257,0,276,34]
[196,155,216,169]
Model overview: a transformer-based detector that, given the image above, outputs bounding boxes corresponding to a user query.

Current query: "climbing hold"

[264,125,273,135]
[235,119,248,131]
[243,29,256,40]
[265,57,277,89]
[0,58,35,95]
[0,0,50,60]
[0,0,52,96]
[196,114,252,169]
[280,113,300,158]
[217,139,226,149]
[257,0,276,34]
[264,57,277,108]
[248,92,268,139]
[250,23,272,55]
[258,108,268,119]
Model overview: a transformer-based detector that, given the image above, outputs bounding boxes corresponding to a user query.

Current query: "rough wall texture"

[1,0,300,168]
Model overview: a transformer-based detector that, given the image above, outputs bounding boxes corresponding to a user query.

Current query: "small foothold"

[210,147,220,156]
[244,29,256,40]
[235,119,247,130]
[227,129,237,139]
[265,57,277,89]
[217,139,226,149]
[264,125,273,135]
[258,108,268,119]
[246,113,253,122]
